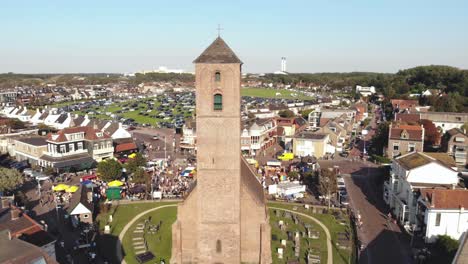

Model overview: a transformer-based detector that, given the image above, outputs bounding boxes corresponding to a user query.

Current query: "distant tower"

[171,37,272,263]
[281,57,287,72]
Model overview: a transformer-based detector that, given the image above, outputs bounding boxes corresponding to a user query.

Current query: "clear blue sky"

[1,0,467,73]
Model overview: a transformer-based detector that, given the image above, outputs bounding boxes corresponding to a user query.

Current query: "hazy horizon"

[1,0,468,74]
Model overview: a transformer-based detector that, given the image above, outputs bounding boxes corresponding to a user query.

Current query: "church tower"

[171,37,272,264]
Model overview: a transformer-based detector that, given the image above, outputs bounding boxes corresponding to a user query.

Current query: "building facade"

[14,137,48,166]
[39,126,113,171]
[171,37,271,264]
[387,123,424,158]
[441,128,468,166]
[383,152,459,230]
[417,189,468,243]
[293,132,329,158]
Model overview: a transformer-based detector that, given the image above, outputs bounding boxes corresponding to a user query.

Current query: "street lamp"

[362,129,368,156]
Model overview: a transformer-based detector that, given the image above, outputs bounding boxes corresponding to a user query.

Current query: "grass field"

[241,87,314,100]
[96,202,178,263]
[121,206,177,263]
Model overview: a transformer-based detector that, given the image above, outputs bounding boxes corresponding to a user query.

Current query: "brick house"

[39,126,113,171]
[387,123,425,158]
[391,99,419,113]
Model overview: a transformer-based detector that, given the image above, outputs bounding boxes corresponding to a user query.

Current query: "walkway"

[116,204,177,264]
[269,207,333,264]
[117,205,333,264]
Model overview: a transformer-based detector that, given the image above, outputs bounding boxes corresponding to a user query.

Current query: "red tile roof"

[47,126,110,143]
[421,189,468,209]
[395,113,421,124]
[391,99,419,110]
[115,142,137,152]
[389,123,423,140]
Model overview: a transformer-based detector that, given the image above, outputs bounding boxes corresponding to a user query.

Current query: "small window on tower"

[215,71,221,82]
[216,240,222,253]
[214,94,222,111]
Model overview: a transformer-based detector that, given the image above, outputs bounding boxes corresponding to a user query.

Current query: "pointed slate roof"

[193,37,242,64]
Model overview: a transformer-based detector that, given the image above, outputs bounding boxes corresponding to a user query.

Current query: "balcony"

[44,149,87,158]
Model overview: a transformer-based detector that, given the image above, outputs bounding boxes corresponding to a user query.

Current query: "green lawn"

[241,87,314,100]
[96,202,178,263]
[121,206,177,264]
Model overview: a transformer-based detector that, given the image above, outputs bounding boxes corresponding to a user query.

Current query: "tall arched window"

[215,71,221,82]
[214,93,222,111]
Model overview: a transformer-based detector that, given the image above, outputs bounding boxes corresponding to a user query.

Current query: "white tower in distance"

[281,57,287,72]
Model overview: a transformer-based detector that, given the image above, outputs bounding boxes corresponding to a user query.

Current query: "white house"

[417,189,468,243]
[419,112,468,134]
[383,152,459,229]
[241,118,277,156]
[180,119,197,153]
[356,85,376,97]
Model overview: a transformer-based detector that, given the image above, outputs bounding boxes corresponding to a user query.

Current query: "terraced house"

[387,123,424,158]
[39,126,113,172]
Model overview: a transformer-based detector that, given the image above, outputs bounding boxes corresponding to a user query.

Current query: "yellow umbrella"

[53,184,70,192]
[128,153,137,159]
[65,186,79,193]
[108,180,124,187]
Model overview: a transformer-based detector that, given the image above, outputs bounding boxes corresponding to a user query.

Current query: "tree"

[7,118,25,130]
[278,109,295,118]
[303,171,317,189]
[125,153,147,174]
[369,122,390,156]
[421,119,441,147]
[461,122,468,132]
[287,171,299,181]
[0,168,24,193]
[429,235,459,264]
[43,166,55,176]
[131,167,148,184]
[318,168,337,199]
[97,159,122,182]
[300,109,313,119]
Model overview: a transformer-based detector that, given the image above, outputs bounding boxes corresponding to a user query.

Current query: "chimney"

[1,199,10,209]
[10,208,21,221]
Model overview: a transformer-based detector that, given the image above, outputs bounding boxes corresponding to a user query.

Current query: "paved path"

[116,204,177,264]
[269,207,333,264]
[344,173,413,264]
[117,204,333,264]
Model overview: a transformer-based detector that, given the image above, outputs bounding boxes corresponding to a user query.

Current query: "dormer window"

[214,93,222,111]
[401,130,409,139]
[215,71,221,82]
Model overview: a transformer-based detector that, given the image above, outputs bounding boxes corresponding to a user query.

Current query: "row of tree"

[96,153,149,184]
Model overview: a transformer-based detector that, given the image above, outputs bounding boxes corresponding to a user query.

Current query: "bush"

[371,155,391,164]
[429,235,459,264]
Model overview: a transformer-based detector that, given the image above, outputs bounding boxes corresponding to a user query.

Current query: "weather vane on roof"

[217,24,224,37]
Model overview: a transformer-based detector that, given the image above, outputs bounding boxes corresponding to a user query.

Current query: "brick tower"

[171,37,272,264]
